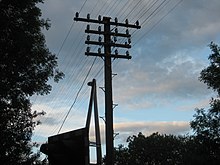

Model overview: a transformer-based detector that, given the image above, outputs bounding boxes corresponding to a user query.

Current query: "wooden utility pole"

[74,13,140,165]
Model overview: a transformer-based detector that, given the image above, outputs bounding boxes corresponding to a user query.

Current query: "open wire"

[79,0,89,13]
[33,0,184,142]
[57,56,97,134]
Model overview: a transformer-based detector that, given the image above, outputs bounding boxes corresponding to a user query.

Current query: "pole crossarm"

[85,52,131,59]
[74,12,141,165]
[85,29,131,38]
[74,13,141,29]
[85,41,131,48]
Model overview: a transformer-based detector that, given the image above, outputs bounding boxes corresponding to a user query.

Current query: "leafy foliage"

[126,132,183,164]
[114,132,220,165]
[190,42,220,163]
[199,42,220,96]
[0,0,63,164]
[114,43,220,165]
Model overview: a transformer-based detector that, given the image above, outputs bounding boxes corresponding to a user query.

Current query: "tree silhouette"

[113,42,220,165]
[0,0,64,164]
[190,42,220,163]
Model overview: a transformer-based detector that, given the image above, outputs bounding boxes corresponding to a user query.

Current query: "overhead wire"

[33,0,184,142]
[53,1,115,133]
[79,0,89,13]
[133,0,183,46]
[64,0,181,120]
[57,56,98,134]
[32,0,92,141]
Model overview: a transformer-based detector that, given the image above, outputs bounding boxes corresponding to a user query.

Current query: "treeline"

[113,42,220,165]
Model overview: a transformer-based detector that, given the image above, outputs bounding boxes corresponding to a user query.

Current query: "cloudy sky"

[32,0,220,158]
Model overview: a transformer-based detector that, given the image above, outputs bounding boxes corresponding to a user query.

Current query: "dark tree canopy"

[0,0,63,164]
[199,42,220,96]
[190,42,220,163]
[114,132,220,165]
[113,43,220,165]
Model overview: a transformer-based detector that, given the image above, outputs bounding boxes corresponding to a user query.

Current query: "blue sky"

[32,0,220,159]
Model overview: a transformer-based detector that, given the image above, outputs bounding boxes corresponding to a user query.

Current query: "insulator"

[115,49,118,55]
[98,48,101,54]
[98,15,102,21]
[98,26,101,32]
[98,36,102,42]
[125,19,128,25]
[87,24,90,31]
[125,41,128,45]
[87,35,90,41]
[126,29,129,35]
[115,28,118,34]
[86,47,90,53]
[87,14,90,19]
[75,12,79,18]
[126,50,129,56]
[136,20,139,26]
[115,17,118,24]
[128,37,131,44]
[114,36,117,42]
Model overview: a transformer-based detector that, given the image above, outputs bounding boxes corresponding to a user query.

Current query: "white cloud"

[84,121,190,145]
[177,98,210,112]
[114,121,190,143]
[32,103,87,139]
[113,51,210,111]
[33,0,220,145]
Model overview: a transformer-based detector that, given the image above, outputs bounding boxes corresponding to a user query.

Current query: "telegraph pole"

[74,13,140,165]
[103,17,114,165]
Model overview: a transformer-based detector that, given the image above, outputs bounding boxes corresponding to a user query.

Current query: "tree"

[114,132,192,165]
[199,42,220,95]
[114,144,130,165]
[190,42,220,163]
[113,43,220,164]
[127,132,184,164]
[114,132,219,165]
[0,0,64,164]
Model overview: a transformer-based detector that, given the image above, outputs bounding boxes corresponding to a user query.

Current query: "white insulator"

[86,47,90,53]
[115,49,118,55]
[98,36,102,42]
[125,19,128,24]
[114,36,117,42]
[87,24,90,31]
[115,17,118,24]
[128,37,131,44]
[87,35,90,41]
[87,14,90,19]
[98,26,101,32]
[126,29,129,35]
[98,48,101,54]
[126,50,129,56]
[98,15,102,21]
[75,12,79,18]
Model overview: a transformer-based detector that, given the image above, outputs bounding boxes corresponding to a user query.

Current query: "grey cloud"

[33,0,220,140]
[39,115,60,126]
[88,121,190,145]
[114,121,190,143]
[114,54,210,109]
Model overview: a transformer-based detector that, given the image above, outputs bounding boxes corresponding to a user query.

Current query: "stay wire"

[33,0,102,140]
[133,0,183,46]
[34,0,182,140]
[57,56,97,134]
[79,0,88,13]
[57,21,75,57]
